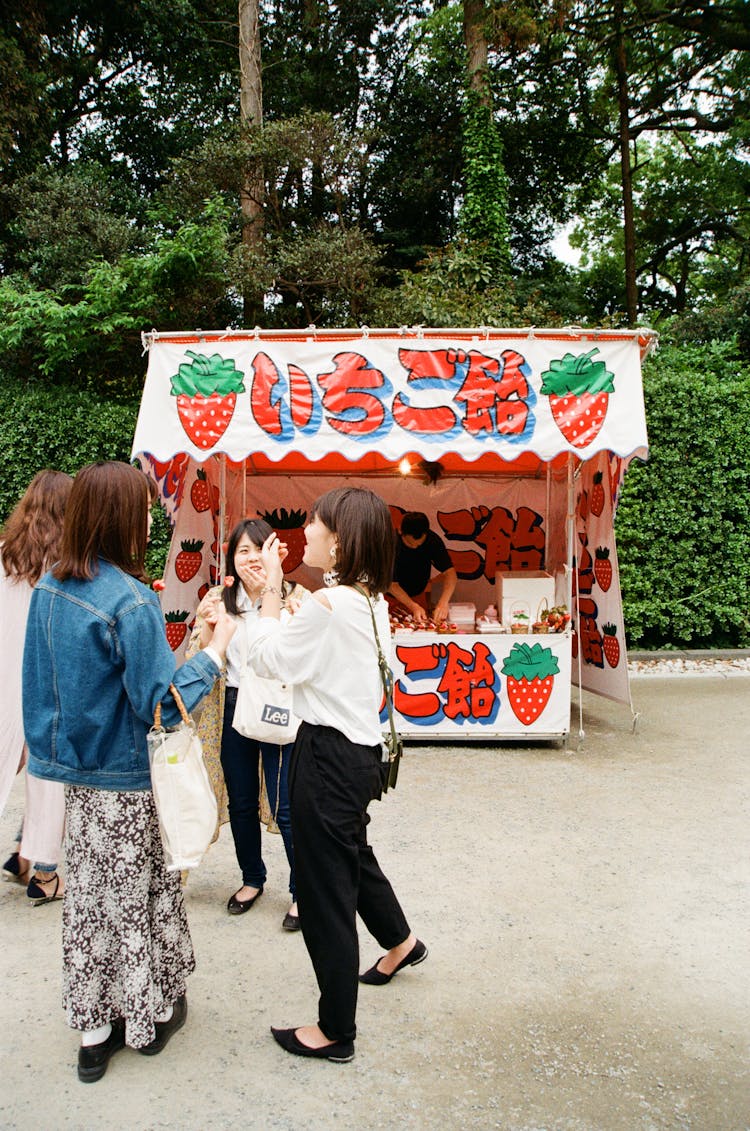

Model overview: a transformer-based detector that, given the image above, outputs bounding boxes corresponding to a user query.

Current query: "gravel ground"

[1,671,748,1131]
[628,655,750,676]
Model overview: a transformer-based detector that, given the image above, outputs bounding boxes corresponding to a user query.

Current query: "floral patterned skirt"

[63,785,196,1048]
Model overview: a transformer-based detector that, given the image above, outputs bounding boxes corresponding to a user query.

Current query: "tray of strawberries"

[389,610,459,634]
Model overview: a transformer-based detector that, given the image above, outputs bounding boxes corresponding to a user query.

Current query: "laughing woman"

[22,462,235,1083]
[250,486,427,1064]
[187,517,303,929]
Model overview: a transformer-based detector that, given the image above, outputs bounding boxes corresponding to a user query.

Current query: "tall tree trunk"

[460,0,510,272]
[463,0,491,106]
[239,0,264,325]
[613,0,638,325]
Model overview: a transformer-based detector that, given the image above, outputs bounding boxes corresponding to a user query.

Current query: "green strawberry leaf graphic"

[170,351,246,398]
[501,642,560,680]
[540,348,615,397]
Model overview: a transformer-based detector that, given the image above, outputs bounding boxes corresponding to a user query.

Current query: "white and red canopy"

[132,327,653,471]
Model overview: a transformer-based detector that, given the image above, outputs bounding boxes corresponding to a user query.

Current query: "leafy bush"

[0,379,171,578]
[616,339,750,648]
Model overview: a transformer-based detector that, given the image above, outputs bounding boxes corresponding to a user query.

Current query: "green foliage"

[370,239,582,328]
[0,379,137,520]
[0,201,236,393]
[616,340,750,648]
[459,91,510,274]
[0,377,171,578]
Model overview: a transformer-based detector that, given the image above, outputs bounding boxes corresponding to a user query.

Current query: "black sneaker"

[77,1018,126,1083]
[139,994,188,1056]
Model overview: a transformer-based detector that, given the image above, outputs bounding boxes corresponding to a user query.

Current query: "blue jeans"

[221,687,296,899]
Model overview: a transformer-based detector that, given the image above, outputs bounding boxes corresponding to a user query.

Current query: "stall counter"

[390,629,572,741]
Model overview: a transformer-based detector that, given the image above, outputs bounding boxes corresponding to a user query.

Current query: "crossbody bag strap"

[352,584,399,758]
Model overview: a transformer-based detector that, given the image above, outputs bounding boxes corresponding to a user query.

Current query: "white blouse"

[248,585,390,748]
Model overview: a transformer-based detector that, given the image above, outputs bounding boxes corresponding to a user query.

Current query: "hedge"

[0,380,171,577]
[1,338,748,648]
[615,339,750,648]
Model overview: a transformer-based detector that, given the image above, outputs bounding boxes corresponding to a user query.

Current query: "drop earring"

[323,544,338,587]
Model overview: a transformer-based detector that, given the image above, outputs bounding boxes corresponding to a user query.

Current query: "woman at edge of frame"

[249,485,427,1063]
[21,461,236,1084]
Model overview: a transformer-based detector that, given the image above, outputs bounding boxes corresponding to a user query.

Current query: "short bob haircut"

[1,469,73,585]
[311,486,395,595]
[222,517,294,616]
[54,461,152,582]
[399,511,430,539]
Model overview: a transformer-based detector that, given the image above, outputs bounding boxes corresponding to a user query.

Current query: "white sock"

[81,1022,111,1047]
[155,1005,173,1024]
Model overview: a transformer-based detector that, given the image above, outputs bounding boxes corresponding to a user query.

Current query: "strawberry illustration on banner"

[190,468,212,512]
[594,546,613,591]
[260,508,308,572]
[170,351,245,450]
[590,471,605,516]
[175,539,204,582]
[540,348,615,449]
[501,642,560,725]
[164,611,190,651]
[602,624,621,668]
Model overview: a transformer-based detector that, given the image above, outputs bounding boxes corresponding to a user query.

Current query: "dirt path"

[1,675,748,1130]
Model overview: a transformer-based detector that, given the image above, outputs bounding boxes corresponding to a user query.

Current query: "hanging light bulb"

[398,458,412,476]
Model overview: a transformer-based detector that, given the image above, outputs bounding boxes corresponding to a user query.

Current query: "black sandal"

[3,851,30,885]
[27,873,63,905]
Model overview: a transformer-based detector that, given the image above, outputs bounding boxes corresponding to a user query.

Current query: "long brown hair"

[54,461,151,582]
[1,470,74,585]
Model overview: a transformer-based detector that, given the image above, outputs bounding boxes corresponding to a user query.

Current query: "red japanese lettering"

[392,349,462,434]
[288,364,315,429]
[574,531,594,596]
[394,644,442,718]
[318,352,387,436]
[437,506,545,582]
[250,351,285,435]
[436,640,498,720]
[509,506,545,571]
[577,596,603,667]
[455,349,532,437]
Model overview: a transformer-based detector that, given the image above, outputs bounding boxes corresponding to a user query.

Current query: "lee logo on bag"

[262,702,291,728]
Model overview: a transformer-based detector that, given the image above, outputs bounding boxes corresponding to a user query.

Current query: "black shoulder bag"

[354,585,403,793]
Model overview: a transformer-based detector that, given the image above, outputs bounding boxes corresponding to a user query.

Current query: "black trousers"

[289,722,411,1043]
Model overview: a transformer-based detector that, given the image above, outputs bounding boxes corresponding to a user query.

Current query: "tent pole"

[219,456,227,580]
[568,454,585,743]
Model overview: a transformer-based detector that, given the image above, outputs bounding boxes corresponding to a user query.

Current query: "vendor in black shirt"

[388,511,458,624]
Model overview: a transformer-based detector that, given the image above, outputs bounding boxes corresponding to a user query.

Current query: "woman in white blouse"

[251,486,427,1063]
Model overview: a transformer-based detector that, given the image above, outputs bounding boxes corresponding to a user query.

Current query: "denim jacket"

[23,559,219,792]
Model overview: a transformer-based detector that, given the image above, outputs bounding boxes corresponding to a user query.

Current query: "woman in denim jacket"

[22,461,235,1084]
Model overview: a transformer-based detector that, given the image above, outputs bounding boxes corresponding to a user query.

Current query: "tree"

[460,0,511,273]
[238,0,264,323]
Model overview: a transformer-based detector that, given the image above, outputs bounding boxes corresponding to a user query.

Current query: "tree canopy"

[0,0,747,383]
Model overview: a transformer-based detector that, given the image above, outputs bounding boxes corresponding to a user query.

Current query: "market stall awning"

[132,327,654,471]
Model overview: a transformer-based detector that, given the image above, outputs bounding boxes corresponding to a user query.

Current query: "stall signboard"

[132,327,654,738]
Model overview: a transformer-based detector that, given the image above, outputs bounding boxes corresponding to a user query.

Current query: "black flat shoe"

[282,911,301,931]
[27,872,63,905]
[3,851,29,885]
[139,994,187,1056]
[270,1026,354,1063]
[359,938,428,985]
[227,886,263,915]
[77,1019,126,1083]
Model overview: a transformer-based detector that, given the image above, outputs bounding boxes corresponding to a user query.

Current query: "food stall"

[131,327,654,742]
